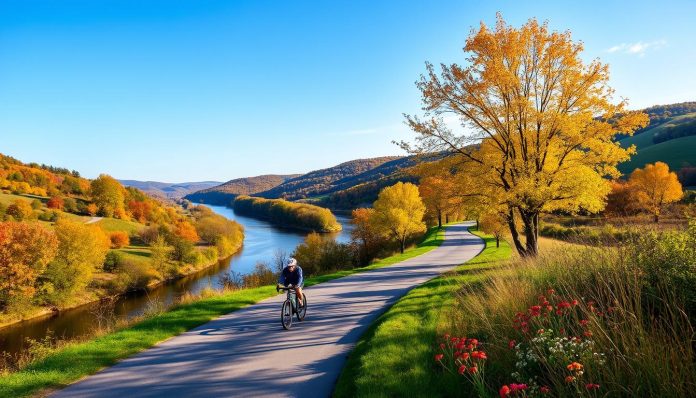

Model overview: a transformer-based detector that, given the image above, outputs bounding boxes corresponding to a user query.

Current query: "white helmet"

[287,257,298,267]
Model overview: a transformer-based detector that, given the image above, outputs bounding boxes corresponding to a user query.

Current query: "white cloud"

[606,40,667,56]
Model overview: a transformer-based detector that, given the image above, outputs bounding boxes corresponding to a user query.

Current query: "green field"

[94,217,147,234]
[618,112,696,174]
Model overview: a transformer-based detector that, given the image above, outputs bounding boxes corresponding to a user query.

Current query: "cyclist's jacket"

[279,266,304,287]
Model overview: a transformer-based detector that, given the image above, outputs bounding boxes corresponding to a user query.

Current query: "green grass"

[333,229,512,398]
[94,217,147,234]
[0,226,446,398]
[0,192,37,206]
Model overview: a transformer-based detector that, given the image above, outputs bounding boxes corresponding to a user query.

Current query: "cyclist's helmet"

[287,257,298,268]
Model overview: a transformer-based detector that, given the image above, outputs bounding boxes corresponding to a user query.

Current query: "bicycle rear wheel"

[281,300,293,330]
[297,293,307,321]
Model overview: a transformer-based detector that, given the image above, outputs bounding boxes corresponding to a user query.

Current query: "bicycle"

[276,285,307,330]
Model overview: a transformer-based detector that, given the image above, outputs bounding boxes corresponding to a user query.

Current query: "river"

[0,205,353,356]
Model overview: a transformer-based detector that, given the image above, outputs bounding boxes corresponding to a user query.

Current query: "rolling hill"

[183,174,299,205]
[618,110,696,176]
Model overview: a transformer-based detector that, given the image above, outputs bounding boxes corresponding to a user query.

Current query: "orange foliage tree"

[109,231,130,249]
[628,162,683,222]
[0,221,58,309]
[174,221,200,243]
[47,196,64,210]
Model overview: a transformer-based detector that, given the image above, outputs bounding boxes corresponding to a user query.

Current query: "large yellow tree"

[403,15,648,256]
[628,161,683,222]
[371,182,426,253]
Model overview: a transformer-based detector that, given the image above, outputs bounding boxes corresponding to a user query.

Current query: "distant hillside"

[257,157,402,200]
[119,180,222,200]
[184,174,298,205]
[618,110,696,177]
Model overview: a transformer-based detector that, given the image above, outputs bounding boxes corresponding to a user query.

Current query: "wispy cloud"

[606,40,666,56]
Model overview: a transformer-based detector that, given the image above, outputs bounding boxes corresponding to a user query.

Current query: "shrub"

[292,233,354,276]
[62,197,78,213]
[30,199,42,210]
[38,210,59,222]
[6,200,34,221]
[103,251,124,272]
[108,231,130,249]
[46,197,64,210]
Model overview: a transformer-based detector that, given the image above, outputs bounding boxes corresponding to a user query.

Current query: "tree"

[350,208,383,265]
[150,235,174,277]
[628,162,683,222]
[418,177,451,228]
[371,182,426,253]
[47,196,64,210]
[0,222,57,310]
[174,220,200,243]
[403,15,648,257]
[480,212,506,248]
[90,174,126,218]
[6,199,34,221]
[41,220,110,304]
[109,231,130,248]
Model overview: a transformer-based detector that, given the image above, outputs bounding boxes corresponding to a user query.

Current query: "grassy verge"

[0,226,446,398]
[333,228,512,398]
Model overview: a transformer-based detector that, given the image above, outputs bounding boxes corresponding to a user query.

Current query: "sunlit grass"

[333,228,511,397]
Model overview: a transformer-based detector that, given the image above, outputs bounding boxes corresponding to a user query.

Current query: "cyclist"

[277,257,304,307]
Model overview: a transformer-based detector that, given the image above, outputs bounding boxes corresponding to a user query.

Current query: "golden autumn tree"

[403,15,648,256]
[371,182,426,253]
[628,161,683,222]
[90,174,126,218]
[0,222,58,310]
[350,208,383,264]
[41,220,110,304]
[479,211,506,248]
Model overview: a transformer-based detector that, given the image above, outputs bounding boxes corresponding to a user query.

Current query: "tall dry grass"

[445,227,696,396]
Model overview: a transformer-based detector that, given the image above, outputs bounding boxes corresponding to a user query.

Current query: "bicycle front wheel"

[281,300,293,330]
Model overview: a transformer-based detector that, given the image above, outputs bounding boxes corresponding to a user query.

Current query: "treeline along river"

[0,205,353,356]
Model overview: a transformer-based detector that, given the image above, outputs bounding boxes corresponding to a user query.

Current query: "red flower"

[537,328,545,335]
[460,352,470,360]
[584,330,593,337]
[540,386,551,393]
[586,383,601,390]
[565,376,575,383]
[471,351,487,360]
[530,305,542,316]
[508,340,516,349]
[469,338,479,346]
[468,366,478,374]
[458,365,467,374]
[439,343,445,349]
[571,299,579,306]
[547,289,555,295]
[557,301,571,309]
[510,383,528,392]
[567,362,584,371]
[499,385,511,397]
[580,319,589,327]
[434,354,444,362]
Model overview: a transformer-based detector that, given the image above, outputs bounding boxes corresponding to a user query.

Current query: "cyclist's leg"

[295,285,304,306]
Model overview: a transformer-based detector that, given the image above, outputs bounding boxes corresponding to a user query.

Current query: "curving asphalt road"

[52,222,484,398]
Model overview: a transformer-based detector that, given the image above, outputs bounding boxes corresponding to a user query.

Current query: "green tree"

[90,174,126,218]
[371,182,426,253]
[150,235,174,277]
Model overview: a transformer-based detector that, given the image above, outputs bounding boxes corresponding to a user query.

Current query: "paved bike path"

[53,223,484,398]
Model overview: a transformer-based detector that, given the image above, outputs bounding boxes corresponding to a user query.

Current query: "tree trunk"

[400,237,405,254]
[521,210,539,257]
[506,208,528,256]
[654,213,659,223]
[496,235,500,248]
[438,210,442,228]
[476,218,479,230]
[445,213,449,224]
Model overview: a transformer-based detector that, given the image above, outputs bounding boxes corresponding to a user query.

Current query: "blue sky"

[1,0,694,182]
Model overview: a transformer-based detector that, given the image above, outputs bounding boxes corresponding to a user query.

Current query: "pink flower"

[509,383,528,392]
[508,340,516,349]
[540,386,551,393]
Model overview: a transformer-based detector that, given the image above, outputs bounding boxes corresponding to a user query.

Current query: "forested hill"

[119,180,222,200]
[183,174,299,205]
[257,157,403,200]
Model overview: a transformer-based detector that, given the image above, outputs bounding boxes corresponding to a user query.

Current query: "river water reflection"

[0,205,353,356]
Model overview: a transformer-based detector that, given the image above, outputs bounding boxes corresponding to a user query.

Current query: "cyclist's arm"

[278,268,286,285]
[297,267,304,286]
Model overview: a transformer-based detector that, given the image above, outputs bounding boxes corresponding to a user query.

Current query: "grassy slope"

[618,113,696,174]
[0,227,445,398]
[333,229,511,398]
[95,217,146,234]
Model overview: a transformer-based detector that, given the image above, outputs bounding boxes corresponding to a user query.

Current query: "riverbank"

[233,195,342,232]
[0,226,446,398]
[0,239,242,332]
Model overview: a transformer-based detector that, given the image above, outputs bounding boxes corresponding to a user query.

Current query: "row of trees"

[233,195,342,232]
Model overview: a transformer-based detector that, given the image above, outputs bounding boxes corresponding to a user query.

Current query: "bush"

[62,197,78,213]
[108,231,130,249]
[38,210,59,222]
[46,197,64,210]
[103,251,124,272]
[443,227,696,397]
[292,233,354,276]
[6,200,34,221]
